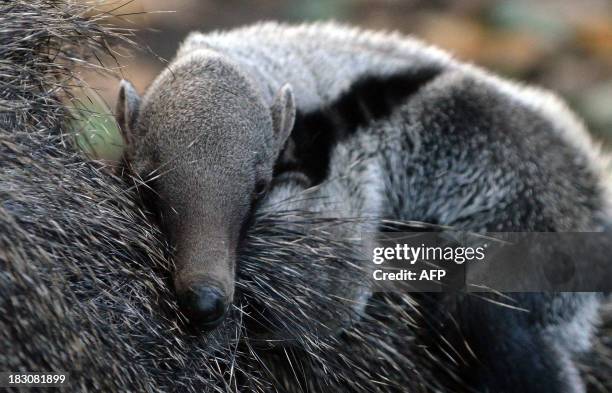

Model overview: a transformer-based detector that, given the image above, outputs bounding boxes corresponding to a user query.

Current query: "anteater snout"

[178,285,228,330]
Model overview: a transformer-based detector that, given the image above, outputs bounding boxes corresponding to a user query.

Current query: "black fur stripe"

[275,66,442,184]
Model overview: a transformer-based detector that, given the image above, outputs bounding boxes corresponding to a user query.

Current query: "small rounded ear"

[270,83,296,150]
[115,79,141,149]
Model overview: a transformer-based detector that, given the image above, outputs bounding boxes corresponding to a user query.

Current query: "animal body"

[116,22,611,393]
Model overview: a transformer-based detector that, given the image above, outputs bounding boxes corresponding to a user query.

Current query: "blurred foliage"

[79,0,612,160]
[70,87,124,162]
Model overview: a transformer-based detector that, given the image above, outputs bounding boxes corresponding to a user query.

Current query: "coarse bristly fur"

[1,2,611,393]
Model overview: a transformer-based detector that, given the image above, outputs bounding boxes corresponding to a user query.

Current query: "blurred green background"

[80,0,612,161]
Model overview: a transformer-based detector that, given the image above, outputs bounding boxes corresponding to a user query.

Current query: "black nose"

[178,286,227,330]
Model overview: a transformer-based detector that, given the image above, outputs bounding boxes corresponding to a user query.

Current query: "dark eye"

[253,179,268,200]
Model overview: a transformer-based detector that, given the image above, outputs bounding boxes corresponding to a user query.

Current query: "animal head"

[115,50,295,330]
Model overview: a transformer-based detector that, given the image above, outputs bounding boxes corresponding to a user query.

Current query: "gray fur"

[121,22,611,392]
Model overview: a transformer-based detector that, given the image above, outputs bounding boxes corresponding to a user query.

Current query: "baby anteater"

[117,22,610,392]
[117,58,295,328]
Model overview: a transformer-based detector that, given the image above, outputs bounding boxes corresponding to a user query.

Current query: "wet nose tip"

[178,286,227,329]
